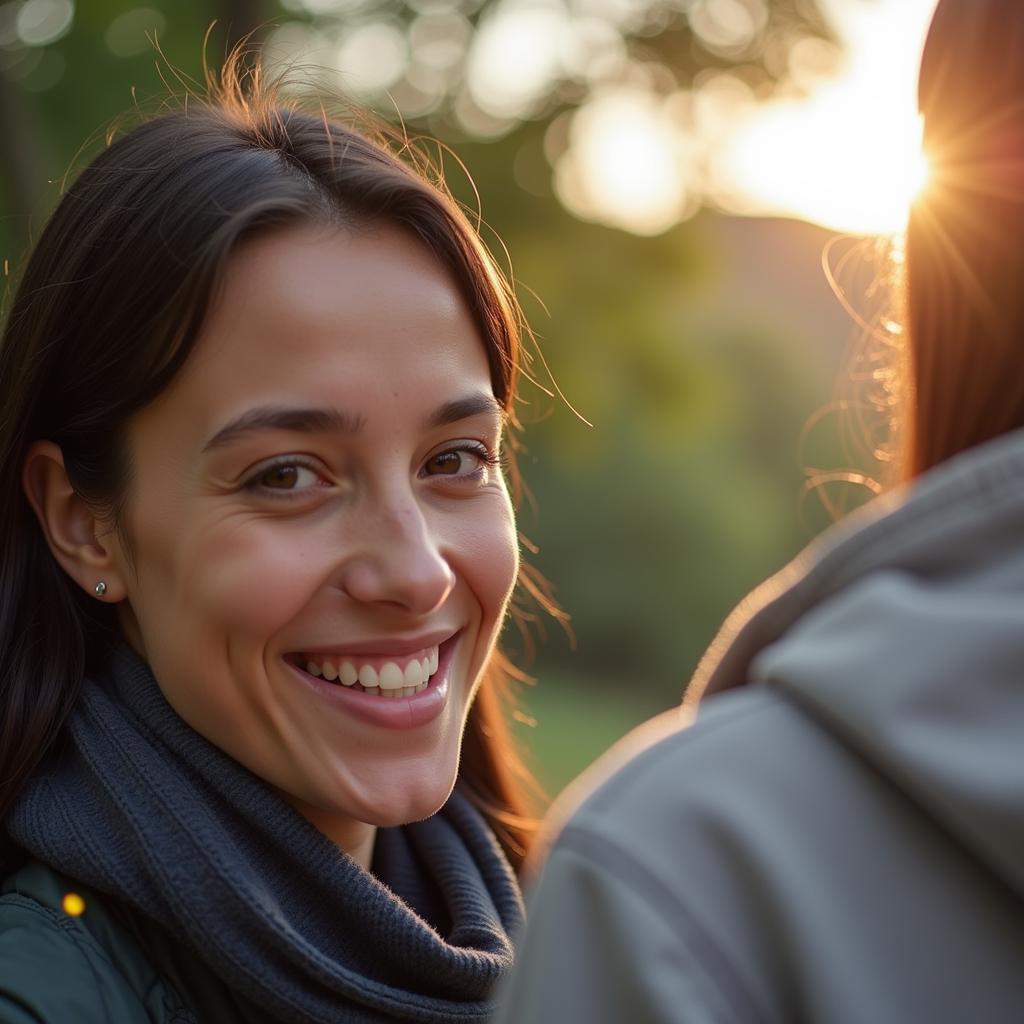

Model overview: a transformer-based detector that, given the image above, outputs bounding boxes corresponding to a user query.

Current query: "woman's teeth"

[303,646,440,698]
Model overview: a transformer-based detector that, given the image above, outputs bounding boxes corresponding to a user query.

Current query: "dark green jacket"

[0,860,266,1023]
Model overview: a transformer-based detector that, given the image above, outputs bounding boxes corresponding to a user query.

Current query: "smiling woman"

[101,223,519,859]
[0,56,540,1024]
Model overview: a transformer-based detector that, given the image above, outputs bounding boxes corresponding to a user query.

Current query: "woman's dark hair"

[902,0,1024,477]
[0,59,542,866]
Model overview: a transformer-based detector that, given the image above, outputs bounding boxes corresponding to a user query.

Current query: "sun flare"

[722,104,930,236]
[717,0,938,236]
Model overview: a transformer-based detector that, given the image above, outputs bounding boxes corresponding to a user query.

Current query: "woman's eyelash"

[461,442,500,466]
[449,442,503,471]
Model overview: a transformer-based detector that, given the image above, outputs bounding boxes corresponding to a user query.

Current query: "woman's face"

[111,223,518,851]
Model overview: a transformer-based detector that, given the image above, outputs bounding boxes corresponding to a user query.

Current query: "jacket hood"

[691,426,1024,899]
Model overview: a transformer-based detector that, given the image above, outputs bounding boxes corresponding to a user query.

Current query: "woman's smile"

[294,632,451,694]
[284,632,463,729]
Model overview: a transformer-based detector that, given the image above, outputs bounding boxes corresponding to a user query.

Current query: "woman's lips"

[285,634,460,730]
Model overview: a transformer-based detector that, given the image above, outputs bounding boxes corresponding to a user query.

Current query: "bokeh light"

[689,0,767,56]
[336,21,408,95]
[105,7,166,58]
[466,2,568,119]
[555,88,696,235]
[14,0,74,47]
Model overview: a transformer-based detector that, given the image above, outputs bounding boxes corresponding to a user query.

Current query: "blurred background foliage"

[0,0,907,797]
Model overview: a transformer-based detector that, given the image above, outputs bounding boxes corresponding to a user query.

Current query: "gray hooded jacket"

[497,427,1024,1023]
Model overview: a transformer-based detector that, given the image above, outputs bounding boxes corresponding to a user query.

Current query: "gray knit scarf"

[5,645,524,1023]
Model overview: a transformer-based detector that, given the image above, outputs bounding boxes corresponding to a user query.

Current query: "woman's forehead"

[133,225,497,446]
[210,223,470,341]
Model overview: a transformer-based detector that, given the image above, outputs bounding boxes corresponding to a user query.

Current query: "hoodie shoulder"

[516,685,1024,1023]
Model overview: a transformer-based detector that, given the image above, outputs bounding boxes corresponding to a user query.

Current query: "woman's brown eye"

[245,462,322,496]
[427,452,463,475]
[260,465,300,489]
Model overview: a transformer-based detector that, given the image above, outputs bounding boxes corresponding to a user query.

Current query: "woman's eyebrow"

[202,394,502,452]
[428,392,504,428]
[202,406,366,452]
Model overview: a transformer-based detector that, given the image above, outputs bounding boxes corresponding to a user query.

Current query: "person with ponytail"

[496,1,1024,1020]
[0,58,541,1023]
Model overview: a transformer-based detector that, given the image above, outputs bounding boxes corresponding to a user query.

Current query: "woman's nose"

[337,501,455,615]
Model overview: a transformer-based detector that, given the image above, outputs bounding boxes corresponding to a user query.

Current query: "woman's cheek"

[460,495,519,624]
[182,521,325,635]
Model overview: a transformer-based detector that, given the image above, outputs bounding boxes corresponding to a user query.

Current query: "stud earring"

[94,581,107,597]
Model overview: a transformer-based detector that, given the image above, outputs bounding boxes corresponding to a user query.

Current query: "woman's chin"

[278,773,456,842]
[306,771,458,831]
[356,784,455,828]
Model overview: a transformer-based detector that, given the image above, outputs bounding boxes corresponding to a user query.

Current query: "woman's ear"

[22,440,126,603]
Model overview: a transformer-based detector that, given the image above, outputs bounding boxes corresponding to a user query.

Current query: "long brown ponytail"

[903,0,1024,478]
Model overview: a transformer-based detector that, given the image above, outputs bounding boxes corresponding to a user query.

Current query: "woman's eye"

[249,462,321,492]
[423,446,495,478]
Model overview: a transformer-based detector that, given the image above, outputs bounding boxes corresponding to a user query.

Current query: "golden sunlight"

[721,102,929,236]
[717,0,937,235]
[551,0,938,236]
